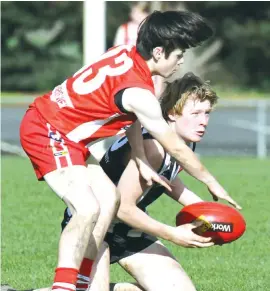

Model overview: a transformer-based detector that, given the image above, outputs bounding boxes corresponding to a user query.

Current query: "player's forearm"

[158,132,216,185]
[178,187,203,206]
[126,121,147,165]
[175,147,214,185]
[166,178,203,205]
[117,206,174,241]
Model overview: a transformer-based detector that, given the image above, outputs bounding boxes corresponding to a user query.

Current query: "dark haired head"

[136,10,214,60]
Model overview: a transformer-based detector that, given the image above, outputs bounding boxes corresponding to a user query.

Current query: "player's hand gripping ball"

[176,202,246,245]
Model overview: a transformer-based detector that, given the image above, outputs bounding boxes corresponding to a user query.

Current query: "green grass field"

[2,156,270,291]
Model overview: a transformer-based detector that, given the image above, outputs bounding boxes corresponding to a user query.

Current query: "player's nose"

[200,115,208,126]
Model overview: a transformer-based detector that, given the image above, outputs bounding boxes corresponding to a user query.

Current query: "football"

[176,201,246,245]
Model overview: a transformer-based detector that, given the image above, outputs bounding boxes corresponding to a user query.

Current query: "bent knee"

[100,188,120,212]
[78,201,100,220]
[69,194,101,222]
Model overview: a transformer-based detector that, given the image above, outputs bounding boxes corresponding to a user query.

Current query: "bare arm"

[126,120,171,191]
[166,176,203,206]
[122,87,241,209]
[117,145,174,240]
[125,120,145,163]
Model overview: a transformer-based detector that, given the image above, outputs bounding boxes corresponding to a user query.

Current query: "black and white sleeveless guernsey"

[61,128,196,263]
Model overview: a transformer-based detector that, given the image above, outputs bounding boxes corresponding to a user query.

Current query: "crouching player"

[64,72,219,291]
[6,73,218,291]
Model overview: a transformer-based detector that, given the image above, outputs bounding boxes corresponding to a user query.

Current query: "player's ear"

[167,113,177,122]
[152,47,164,61]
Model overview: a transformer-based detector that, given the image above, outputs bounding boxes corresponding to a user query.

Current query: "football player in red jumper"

[20,10,241,291]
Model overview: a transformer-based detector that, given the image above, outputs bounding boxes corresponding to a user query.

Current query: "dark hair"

[160,72,218,120]
[136,10,214,60]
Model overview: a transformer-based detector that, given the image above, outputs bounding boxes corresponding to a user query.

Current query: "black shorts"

[104,232,157,264]
[61,208,157,264]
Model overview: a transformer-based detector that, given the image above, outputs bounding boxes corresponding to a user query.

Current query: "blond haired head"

[160,72,218,120]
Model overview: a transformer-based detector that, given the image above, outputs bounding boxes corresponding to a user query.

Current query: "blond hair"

[160,72,218,120]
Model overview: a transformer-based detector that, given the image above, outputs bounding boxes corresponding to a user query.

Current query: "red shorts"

[20,106,90,180]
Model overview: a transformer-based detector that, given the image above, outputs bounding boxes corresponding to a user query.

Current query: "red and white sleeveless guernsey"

[33,45,155,146]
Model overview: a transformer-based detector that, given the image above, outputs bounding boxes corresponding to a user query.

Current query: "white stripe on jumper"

[52,282,76,290]
[66,113,120,143]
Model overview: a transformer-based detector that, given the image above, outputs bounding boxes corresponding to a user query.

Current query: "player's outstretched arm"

[126,120,171,191]
[122,88,241,210]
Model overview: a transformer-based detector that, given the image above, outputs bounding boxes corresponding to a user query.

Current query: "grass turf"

[1,156,270,290]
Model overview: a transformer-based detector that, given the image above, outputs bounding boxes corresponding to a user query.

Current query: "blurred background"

[1,1,270,159]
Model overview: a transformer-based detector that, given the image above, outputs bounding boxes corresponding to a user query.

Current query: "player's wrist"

[165,226,178,242]
[135,156,149,168]
[201,175,217,186]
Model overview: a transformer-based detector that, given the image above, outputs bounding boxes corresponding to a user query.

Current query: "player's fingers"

[190,219,204,228]
[212,194,218,201]
[153,175,172,191]
[190,219,209,229]
[191,241,215,248]
[146,179,153,187]
[194,235,212,243]
[189,230,212,243]
[225,196,242,210]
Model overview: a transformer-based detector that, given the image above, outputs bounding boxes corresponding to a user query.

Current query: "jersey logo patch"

[50,84,74,108]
